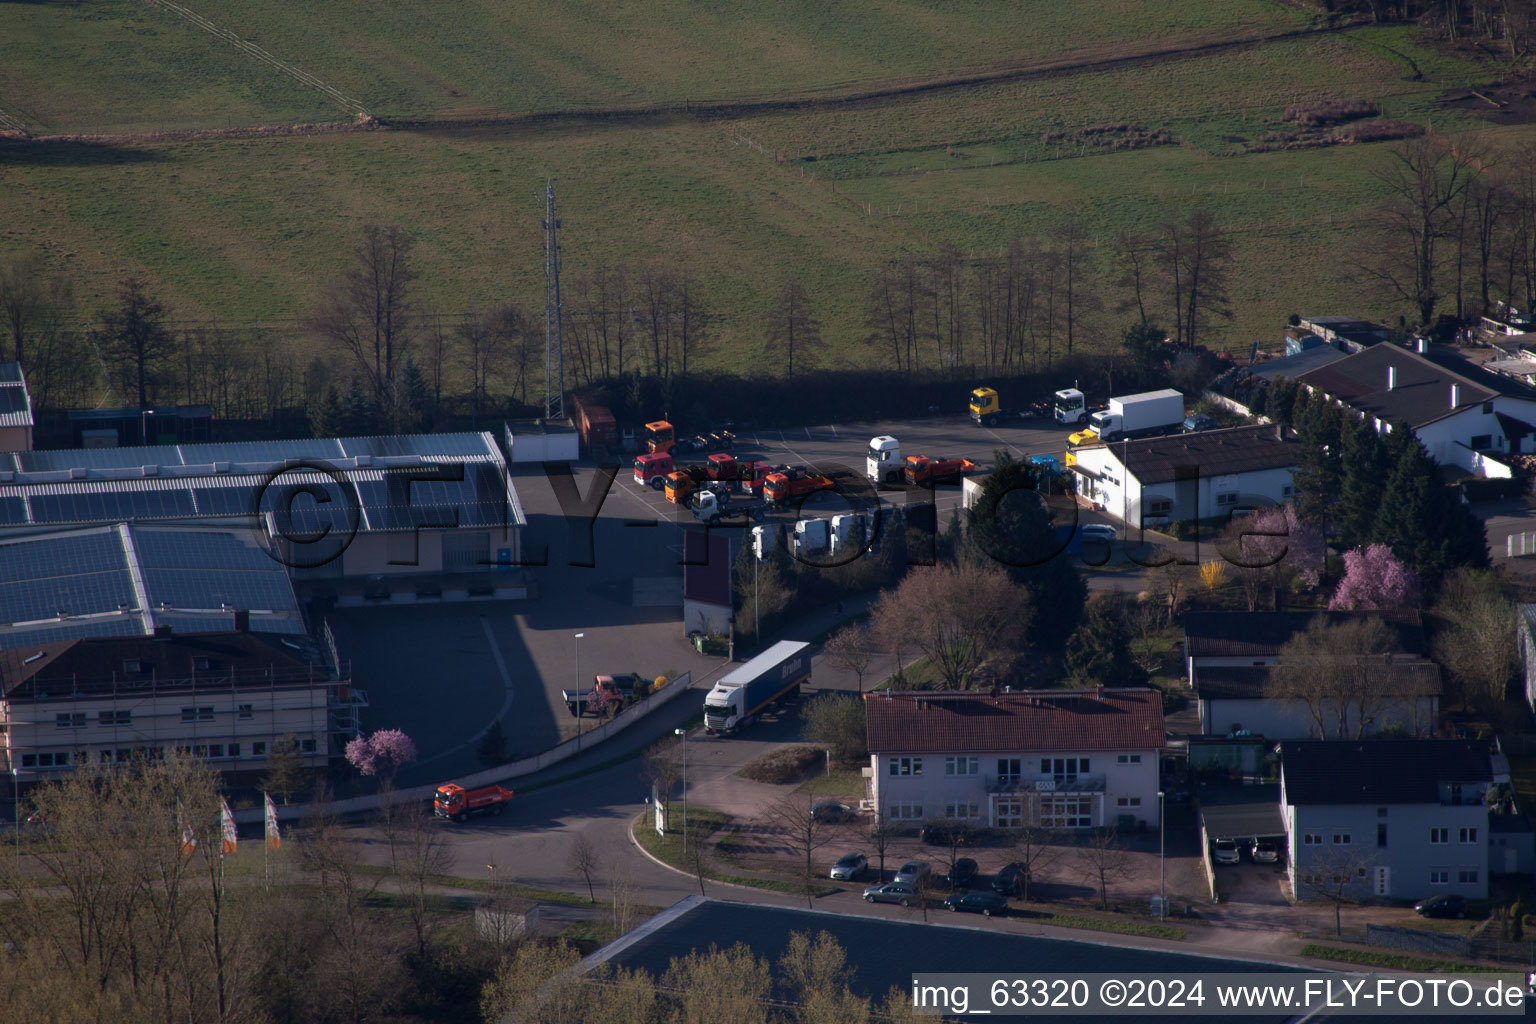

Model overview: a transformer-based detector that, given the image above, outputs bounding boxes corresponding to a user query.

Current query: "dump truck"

[434,783,514,822]
[903,455,977,486]
[703,640,812,734]
[707,453,771,494]
[763,467,836,507]
[644,420,675,454]
[867,435,903,484]
[969,388,1046,427]
[571,397,619,452]
[633,451,674,489]
[664,466,712,504]
[1085,389,1183,443]
[690,487,768,525]
[561,673,642,717]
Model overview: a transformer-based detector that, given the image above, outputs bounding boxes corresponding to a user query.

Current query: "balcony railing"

[986,774,1106,794]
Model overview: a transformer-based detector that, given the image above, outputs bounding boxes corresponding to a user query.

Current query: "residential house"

[1182,610,1426,686]
[1192,659,1441,740]
[864,688,1165,831]
[1281,740,1499,901]
[1296,342,1536,475]
[1,628,360,786]
[1071,424,1300,529]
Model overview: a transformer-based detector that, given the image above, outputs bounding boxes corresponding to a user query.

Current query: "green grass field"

[2,2,1531,384]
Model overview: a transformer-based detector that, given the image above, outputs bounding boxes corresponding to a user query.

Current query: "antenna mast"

[542,180,565,421]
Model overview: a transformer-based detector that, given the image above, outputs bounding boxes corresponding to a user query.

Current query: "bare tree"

[868,560,1029,688]
[1180,209,1233,350]
[869,812,895,883]
[823,623,878,694]
[766,793,838,907]
[0,253,74,368]
[1007,824,1063,902]
[1430,568,1519,710]
[571,830,601,904]
[1296,845,1379,937]
[312,223,417,425]
[99,277,175,407]
[641,736,682,822]
[391,803,452,956]
[1113,228,1159,328]
[610,858,637,938]
[1271,617,1407,739]
[764,277,821,376]
[1081,828,1134,910]
[682,816,713,896]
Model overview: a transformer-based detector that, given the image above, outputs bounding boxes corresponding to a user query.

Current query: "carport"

[1196,784,1285,900]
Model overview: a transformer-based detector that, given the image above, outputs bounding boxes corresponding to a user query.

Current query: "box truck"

[703,640,811,734]
[1085,389,1184,443]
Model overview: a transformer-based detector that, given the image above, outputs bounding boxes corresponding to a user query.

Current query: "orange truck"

[707,454,772,495]
[903,455,977,486]
[571,397,618,453]
[634,452,674,489]
[763,467,836,507]
[433,783,514,823]
[664,466,711,504]
[644,421,675,454]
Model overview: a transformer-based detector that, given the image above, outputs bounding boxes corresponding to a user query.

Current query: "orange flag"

[220,799,237,855]
[263,792,281,850]
[178,802,198,857]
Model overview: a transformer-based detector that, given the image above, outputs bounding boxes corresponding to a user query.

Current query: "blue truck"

[703,640,811,734]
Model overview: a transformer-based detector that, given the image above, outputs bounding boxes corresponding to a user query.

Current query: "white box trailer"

[1088,389,1184,443]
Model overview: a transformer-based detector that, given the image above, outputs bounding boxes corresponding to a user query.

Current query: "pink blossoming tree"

[345,728,418,787]
[1329,544,1422,611]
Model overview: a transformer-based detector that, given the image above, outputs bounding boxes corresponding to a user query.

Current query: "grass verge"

[1298,944,1510,974]
[632,810,838,898]
[355,864,594,907]
[1022,909,1187,940]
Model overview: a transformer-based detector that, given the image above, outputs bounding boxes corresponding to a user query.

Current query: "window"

[1116,797,1142,807]
[22,754,37,768]
[181,706,214,723]
[123,659,141,673]
[115,749,131,763]
[207,744,225,759]
[1040,795,1093,829]
[1458,868,1478,884]
[888,757,923,777]
[237,703,253,720]
[1332,833,1351,845]
[1215,491,1239,507]
[1430,827,1449,844]
[98,750,112,764]
[888,802,924,820]
[945,801,980,819]
[1044,757,1089,782]
[98,710,130,727]
[1282,484,1296,498]
[299,739,316,754]
[995,797,1025,830]
[55,712,85,729]
[1459,827,1478,844]
[1377,824,1387,848]
[1145,498,1172,517]
[1303,834,1322,845]
[1470,434,1492,450]
[252,741,267,757]
[1116,754,1141,765]
[28,752,70,768]
[996,758,1021,782]
[228,743,240,758]
[945,756,979,776]
[1429,869,1449,885]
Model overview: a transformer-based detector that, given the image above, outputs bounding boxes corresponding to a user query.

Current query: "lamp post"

[573,633,585,751]
[675,727,688,851]
[1157,790,1166,921]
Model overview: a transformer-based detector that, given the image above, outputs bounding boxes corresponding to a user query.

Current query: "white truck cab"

[1053,389,1087,426]
[867,435,901,484]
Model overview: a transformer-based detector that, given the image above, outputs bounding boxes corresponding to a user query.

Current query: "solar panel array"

[0,387,27,414]
[28,489,198,524]
[0,617,146,651]
[144,568,296,612]
[134,529,273,571]
[153,613,306,637]
[0,530,125,583]
[0,363,22,383]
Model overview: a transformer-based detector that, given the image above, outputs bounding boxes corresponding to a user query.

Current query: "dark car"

[944,858,979,890]
[920,822,978,846]
[944,891,1009,917]
[812,801,858,824]
[863,882,918,907]
[1182,413,1218,433]
[991,862,1029,897]
[1414,894,1467,919]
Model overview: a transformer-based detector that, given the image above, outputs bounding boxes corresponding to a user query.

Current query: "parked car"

[893,860,931,884]
[944,891,1009,917]
[1182,413,1219,433]
[812,801,858,824]
[1080,523,1117,544]
[1251,839,1280,864]
[829,852,868,881]
[920,822,978,846]
[1211,839,1240,865]
[944,858,979,890]
[991,862,1029,898]
[1414,894,1467,919]
[863,882,918,907]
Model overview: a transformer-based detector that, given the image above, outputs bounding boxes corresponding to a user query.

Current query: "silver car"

[862,882,918,906]
[829,852,868,880]
[893,860,931,884]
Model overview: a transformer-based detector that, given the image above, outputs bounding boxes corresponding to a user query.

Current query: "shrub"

[1284,97,1379,126]
[738,745,822,784]
[1168,520,1189,540]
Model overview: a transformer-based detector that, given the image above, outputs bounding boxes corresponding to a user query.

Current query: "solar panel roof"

[0,363,22,383]
[134,529,274,571]
[0,530,125,583]
[144,568,295,612]
[0,617,146,651]
[0,387,27,414]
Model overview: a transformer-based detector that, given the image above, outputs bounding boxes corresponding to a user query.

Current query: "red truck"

[433,783,514,822]
[903,455,977,486]
[707,454,772,495]
[572,396,618,453]
[763,467,836,507]
[634,451,674,489]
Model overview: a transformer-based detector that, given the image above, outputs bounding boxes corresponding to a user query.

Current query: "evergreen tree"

[477,721,508,767]
[1335,415,1390,549]
[313,385,346,439]
[1290,393,1344,530]
[1373,439,1489,586]
[963,451,1086,648]
[1122,321,1167,373]
[1265,376,1302,428]
[338,372,377,435]
[1063,597,1144,686]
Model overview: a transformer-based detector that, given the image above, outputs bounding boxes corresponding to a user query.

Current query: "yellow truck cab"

[969,387,1001,426]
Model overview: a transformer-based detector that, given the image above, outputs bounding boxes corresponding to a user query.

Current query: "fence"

[233,669,695,824]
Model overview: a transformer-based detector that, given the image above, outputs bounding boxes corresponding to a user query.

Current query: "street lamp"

[1157,790,1166,921]
[573,633,585,751]
[675,727,688,851]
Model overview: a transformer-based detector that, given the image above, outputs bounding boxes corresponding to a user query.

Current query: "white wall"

[683,598,730,636]
[1073,449,1296,525]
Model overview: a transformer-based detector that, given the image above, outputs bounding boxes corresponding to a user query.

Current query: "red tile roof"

[864,689,1165,754]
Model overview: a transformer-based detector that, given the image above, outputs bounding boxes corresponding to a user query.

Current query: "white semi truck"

[1085,389,1184,443]
[703,641,812,734]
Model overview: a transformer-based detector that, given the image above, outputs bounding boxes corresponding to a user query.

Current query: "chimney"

[233,609,250,633]
[1451,384,1461,408]
[1387,366,1397,390]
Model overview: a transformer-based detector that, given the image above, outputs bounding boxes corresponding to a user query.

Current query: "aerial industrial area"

[8,1,1536,1021]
